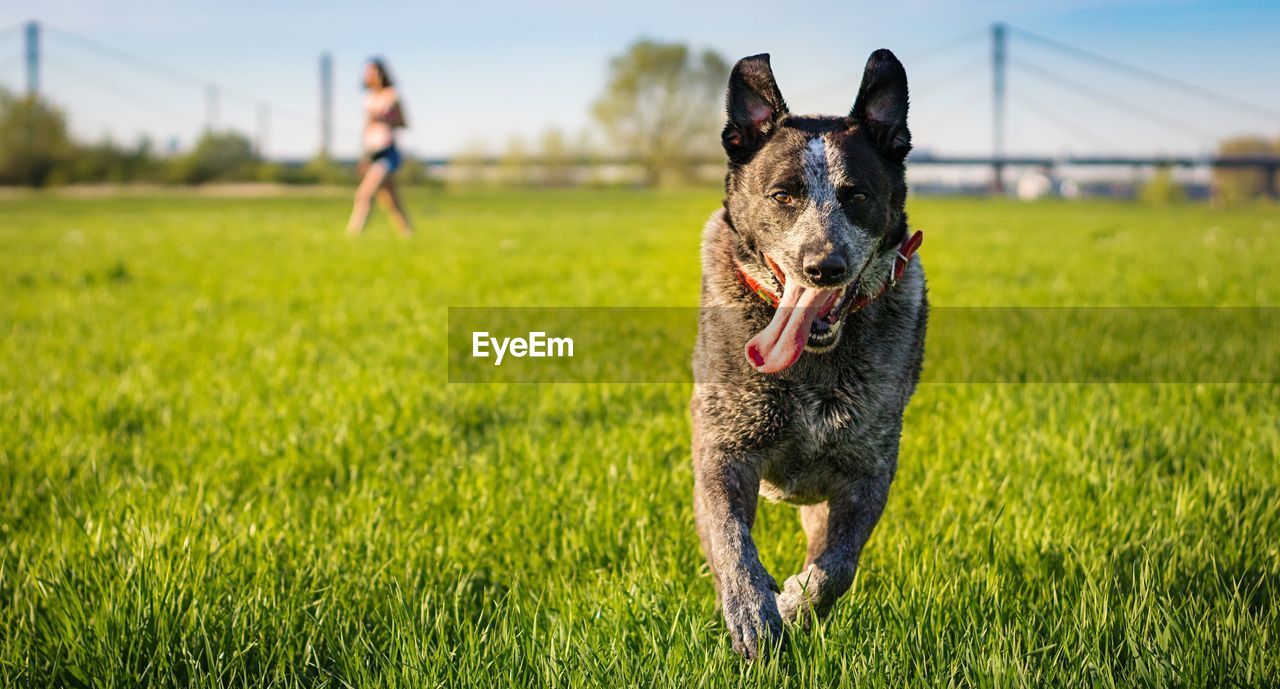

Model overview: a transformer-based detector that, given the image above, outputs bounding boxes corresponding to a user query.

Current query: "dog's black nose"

[803,254,848,285]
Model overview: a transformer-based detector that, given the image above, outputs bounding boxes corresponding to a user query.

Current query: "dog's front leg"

[776,476,891,625]
[693,451,783,659]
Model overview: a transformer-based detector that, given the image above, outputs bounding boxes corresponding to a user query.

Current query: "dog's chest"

[804,385,865,437]
[757,387,889,504]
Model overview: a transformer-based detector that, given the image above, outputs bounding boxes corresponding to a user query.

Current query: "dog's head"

[721,50,911,373]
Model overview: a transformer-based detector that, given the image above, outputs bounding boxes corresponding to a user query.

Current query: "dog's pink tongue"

[745,280,836,374]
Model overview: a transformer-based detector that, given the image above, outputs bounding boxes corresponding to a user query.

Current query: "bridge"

[4,20,1279,196]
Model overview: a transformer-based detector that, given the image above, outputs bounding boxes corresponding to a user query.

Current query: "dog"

[690,49,926,659]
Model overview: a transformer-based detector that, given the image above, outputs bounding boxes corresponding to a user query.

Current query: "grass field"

[2,189,1278,687]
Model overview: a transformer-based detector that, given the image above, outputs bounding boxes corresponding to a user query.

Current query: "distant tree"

[254,161,289,183]
[395,153,436,187]
[252,153,351,185]
[538,127,575,187]
[302,153,354,185]
[572,130,616,187]
[65,136,161,184]
[0,90,73,187]
[1214,135,1277,206]
[170,131,258,184]
[1140,166,1186,205]
[449,139,491,188]
[592,40,729,186]
[498,136,531,187]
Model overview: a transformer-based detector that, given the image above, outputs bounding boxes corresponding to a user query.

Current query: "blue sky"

[0,0,1277,159]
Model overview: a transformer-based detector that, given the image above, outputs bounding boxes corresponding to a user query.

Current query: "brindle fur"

[691,50,927,659]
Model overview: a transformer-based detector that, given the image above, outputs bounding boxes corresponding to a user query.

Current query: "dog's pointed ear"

[723,54,789,163]
[851,49,911,162]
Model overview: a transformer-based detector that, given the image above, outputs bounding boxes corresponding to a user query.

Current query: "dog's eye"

[771,191,795,205]
[840,188,870,205]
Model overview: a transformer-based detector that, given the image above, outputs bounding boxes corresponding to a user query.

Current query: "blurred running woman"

[347,58,412,236]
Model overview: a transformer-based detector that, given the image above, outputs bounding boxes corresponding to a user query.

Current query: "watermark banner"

[447,307,1279,384]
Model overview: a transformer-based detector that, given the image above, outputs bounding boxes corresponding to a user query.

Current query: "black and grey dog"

[691,50,927,659]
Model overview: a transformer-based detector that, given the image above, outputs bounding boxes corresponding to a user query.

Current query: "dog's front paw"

[721,585,784,659]
[776,567,825,626]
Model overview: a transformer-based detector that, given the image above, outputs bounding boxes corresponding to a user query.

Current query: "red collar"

[735,229,923,311]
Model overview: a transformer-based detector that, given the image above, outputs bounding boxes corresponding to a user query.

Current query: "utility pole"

[24,21,39,95]
[320,53,333,157]
[992,22,1007,195]
[206,84,220,131]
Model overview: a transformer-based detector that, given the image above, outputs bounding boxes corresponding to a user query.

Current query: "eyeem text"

[472,331,574,366]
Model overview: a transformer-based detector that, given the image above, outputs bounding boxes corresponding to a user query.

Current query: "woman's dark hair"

[366,58,394,89]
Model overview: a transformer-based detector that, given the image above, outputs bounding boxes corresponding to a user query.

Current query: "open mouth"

[744,256,860,374]
[807,288,856,348]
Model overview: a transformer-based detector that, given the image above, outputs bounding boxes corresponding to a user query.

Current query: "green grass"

[1,189,1277,687]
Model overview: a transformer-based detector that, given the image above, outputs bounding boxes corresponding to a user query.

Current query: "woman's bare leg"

[347,162,389,235]
[376,177,413,237]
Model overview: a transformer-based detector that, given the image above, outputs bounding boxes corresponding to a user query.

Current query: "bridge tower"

[24,21,39,95]
[992,22,1007,194]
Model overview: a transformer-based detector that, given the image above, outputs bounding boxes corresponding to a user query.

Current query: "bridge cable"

[1010,57,1219,142]
[44,54,207,127]
[43,24,322,128]
[1009,91,1119,151]
[1010,25,1280,120]
[789,26,987,102]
